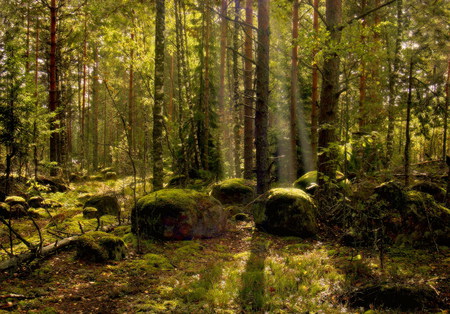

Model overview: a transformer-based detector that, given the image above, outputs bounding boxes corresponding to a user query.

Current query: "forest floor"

[0,178,449,313]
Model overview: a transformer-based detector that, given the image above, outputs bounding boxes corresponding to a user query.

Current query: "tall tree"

[91,46,99,170]
[152,0,165,190]
[311,0,319,167]
[289,0,299,181]
[404,59,413,187]
[317,0,342,185]
[233,0,242,178]
[243,0,254,180]
[255,0,270,194]
[443,59,449,161]
[48,0,60,175]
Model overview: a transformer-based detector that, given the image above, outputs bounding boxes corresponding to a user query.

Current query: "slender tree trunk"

[49,0,59,176]
[243,0,254,180]
[358,0,367,132]
[34,18,40,179]
[255,0,270,194]
[289,0,299,182]
[404,60,413,187]
[129,33,135,155]
[81,14,87,169]
[203,0,211,170]
[386,0,402,165]
[92,46,99,170]
[152,0,165,190]
[443,59,450,161]
[26,3,31,73]
[311,0,320,168]
[233,0,242,178]
[317,0,342,185]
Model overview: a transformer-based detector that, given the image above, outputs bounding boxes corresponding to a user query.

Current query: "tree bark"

[443,59,449,161]
[92,46,99,171]
[289,0,299,182]
[255,0,270,194]
[49,0,59,176]
[128,33,135,155]
[81,13,87,169]
[233,0,242,178]
[243,0,254,180]
[311,0,319,167]
[152,0,166,191]
[386,0,402,165]
[404,60,413,187]
[318,0,342,185]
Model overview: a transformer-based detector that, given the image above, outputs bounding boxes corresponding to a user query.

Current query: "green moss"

[211,179,255,205]
[75,231,126,262]
[128,253,174,273]
[293,171,348,193]
[5,196,26,204]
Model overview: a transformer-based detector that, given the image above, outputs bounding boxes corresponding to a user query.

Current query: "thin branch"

[304,0,328,29]
[342,0,397,30]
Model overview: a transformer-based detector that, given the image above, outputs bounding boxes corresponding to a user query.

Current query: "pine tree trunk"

[81,14,87,169]
[255,0,270,194]
[358,0,367,132]
[34,17,40,179]
[311,0,319,167]
[404,60,413,187]
[49,0,59,176]
[386,0,402,165]
[318,0,342,185]
[128,33,135,155]
[289,0,299,182]
[203,0,211,170]
[243,0,254,180]
[152,0,166,190]
[92,46,99,171]
[233,0,242,178]
[443,59,449,161]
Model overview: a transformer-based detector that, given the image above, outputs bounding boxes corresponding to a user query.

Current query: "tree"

[317,0,342,185]
[243,0,254,180]
[233,0,242,178]
[255,0,270,194]
[152,0,165,191]
[289,0,299,182]
[311,0,319,167]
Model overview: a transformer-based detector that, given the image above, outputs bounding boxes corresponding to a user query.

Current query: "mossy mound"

[211,178,255,205]
[36,176,68,192]
[256,188,317,237]
[83,207,100,219]
[348,284,440,311]
[75,231,126,262]
[104,172,118,180]
[28,196,44,208]
[411,181,446,203]
[131,189,227,240]
[5,196,28,208]
[83,194,120,217]
[293,171,348,194]
[166,170,214,190]
[373,181,407,211]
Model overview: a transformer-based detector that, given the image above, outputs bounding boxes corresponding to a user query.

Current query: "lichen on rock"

[211,178,255,205]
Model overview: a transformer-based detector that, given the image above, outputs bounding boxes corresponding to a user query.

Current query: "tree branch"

[342,0,397,30]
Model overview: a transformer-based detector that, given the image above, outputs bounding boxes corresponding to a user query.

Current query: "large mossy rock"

[293,170,348,194]
[256,188,317,237]
[373,181,407,211]
[211,178,255,205]
[131,189,227,240]
[83,194,120,217]
[75,231,126,262]
[411,181,445,203]
[36,176,68,192]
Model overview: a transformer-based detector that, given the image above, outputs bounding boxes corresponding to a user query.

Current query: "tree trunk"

[386,0,402,165]
[404,60,413,187]
[358,0,367,132]
[233,0,242,178]
[81,13,87,169]
[128,33,135,155]
[243,0,254,180]
[202,0,211,170]
[255,0,270,194]
[92,46,99,171]
[318,0,342,185]
[311,0,319,167]
[443,59,449,161]
[289,0,299,182]
[34,17,40,179]
[152,0,166,191]
[49,0,59,176]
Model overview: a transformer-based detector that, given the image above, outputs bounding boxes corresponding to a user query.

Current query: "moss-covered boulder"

[373,181,407,211]
[131,189,227,240]
[402,191,450,245]
[5,196,28,208]
[83,194,120,217]
[83,207,100,219]
[36,176,68,192]
[167,175,188,188]
[104,172,118,180]
[28,196,44,208]
[211,179,255,205]
[256,188,317,237]
[75,231,126,262]
[411,181,446,203]
[293,170,348,194]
